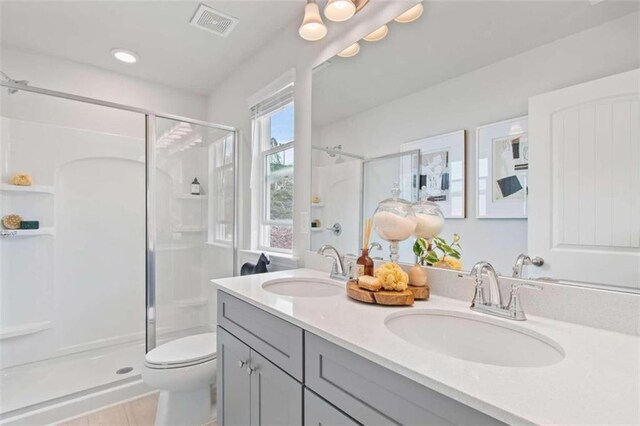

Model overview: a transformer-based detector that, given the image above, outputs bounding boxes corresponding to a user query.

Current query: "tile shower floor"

[0,341,145,416]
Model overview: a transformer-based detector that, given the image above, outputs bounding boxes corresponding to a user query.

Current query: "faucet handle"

[511,282,543,294]
[508,282,542,320]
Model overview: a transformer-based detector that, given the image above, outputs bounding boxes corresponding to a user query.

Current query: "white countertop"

[212,269,640,425]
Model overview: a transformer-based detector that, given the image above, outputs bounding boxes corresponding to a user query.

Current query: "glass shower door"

[148,116,235,351]
[0,89,147,415]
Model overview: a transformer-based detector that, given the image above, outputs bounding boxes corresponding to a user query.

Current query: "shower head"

[325,145,344,164]
[0,70,29,94]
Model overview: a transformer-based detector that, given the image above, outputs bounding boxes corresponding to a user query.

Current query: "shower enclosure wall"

[0,80,237,422]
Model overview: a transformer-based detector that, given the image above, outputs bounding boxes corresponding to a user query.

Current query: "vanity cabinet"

[305,333,503,426]
[218,291,303,380]
[217,327,303,425]
[304,389,360,426]
[217,327,251,425]
[217,290,503,426]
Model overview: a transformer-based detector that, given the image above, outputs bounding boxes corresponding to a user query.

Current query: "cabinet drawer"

[304,389,360,426]
[305,332,504,426]
[218,291,303,381]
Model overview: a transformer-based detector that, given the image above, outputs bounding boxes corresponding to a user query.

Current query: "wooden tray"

[408,284,429,300]
[347,281,414,306]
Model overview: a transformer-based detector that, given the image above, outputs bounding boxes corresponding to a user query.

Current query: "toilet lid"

[145,333,217,367]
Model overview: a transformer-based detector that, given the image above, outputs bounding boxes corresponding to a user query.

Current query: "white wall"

[313,11,640,273]
[206,2,417,266]
[1,45,208,121]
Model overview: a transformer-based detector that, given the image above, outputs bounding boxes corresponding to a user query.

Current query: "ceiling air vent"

[190,4,239,37]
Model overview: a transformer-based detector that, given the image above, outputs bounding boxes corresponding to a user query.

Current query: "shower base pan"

[0,342,149,425]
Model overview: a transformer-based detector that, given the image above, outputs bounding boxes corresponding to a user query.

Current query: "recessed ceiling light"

[394,2,424,24]
[363,25,389,42]
[111,48,139,64]
[337,42,361,58]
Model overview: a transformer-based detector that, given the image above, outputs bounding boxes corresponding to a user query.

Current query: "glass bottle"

[412,186,444,240]
[191,178,201,195]
[356,248,374,277]
[372,185,416,263]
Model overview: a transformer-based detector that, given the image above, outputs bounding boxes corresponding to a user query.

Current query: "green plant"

[413,234,461,266]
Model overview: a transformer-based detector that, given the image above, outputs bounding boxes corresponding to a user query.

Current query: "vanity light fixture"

[509,124,524,135]
[299,0,369,41]
[337,42,360,58]
[394,2,424,24]
[111,48,139,64]
[299,0,328,41]
[324,0,356,22]
[363,25,389,42]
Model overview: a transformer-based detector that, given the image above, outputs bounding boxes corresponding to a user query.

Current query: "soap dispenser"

[191,178,201,195]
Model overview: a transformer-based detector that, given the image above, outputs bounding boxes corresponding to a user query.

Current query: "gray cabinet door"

[250,349,303,426]
[218,327,251,426]
[218,291,304,380]
[304,389,360,426]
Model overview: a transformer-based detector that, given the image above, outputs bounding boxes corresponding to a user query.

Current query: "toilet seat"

[145,332,217,370]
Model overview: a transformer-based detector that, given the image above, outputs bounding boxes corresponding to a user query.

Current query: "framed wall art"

[476,116,528,219]
[401,130,466,218]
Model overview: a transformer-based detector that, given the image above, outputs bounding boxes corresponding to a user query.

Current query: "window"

[210,133,234,243]
[251,86,294,252]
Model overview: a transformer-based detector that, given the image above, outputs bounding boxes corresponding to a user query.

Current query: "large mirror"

[311,1,640,292]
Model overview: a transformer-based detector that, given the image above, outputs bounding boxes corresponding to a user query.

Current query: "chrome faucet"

[470,261,502,307]
[469,261,542,321]
[317,244,350,280]
[512,254,544,278]
[368,242,383,260]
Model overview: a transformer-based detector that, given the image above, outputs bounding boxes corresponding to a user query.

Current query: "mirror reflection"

[311,1,640,292]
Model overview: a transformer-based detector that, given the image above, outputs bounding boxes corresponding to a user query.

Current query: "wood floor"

[56,393,217,426]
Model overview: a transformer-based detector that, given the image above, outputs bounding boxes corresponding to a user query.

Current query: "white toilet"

[142,332,217,426]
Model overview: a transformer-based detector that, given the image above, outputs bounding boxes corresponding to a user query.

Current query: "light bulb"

[394,3,424,23]
[324,0,356,22]
[363,25,389,42]
[337,42,360,58]
[299,0,327,41]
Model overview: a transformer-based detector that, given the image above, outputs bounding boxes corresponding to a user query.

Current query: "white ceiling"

[0,0,303,94]
[312,1,640,127]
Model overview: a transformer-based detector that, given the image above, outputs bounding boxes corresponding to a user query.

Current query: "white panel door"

[529,69,640,290]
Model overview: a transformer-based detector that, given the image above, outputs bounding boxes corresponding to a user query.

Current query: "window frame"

[255,102,295,253]
[209,134,234,245]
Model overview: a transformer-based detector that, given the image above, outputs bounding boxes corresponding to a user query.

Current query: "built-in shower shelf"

[175,194,208,200]
[311,203,325,207]
[173,226,206,233]
[175,297,209,309]
[1,228,55,237]
[311,228,324,233]
[0,184,55,194]
[156,243,200,251]
[0,321,52,340]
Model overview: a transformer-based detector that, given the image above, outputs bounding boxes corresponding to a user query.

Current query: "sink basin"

[385,310,564,367]
[262,277,344,297]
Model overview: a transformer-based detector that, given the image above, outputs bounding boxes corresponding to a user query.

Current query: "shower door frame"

[0,80,239,353]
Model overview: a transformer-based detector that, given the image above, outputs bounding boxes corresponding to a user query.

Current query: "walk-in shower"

[310,146,363,256]
[0,79,237,423]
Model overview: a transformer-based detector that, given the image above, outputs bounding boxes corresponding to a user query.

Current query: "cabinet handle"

[246,366,257,375]
[238,360,247,368]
